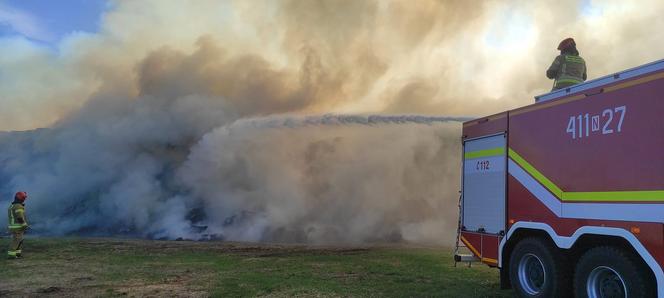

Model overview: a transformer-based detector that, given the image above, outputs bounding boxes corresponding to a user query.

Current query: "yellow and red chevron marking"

[459,235,498,265]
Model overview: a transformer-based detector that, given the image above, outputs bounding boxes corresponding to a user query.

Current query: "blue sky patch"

[0,0,108,43]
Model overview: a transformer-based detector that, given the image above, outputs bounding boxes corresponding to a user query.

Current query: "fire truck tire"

[509,237,570,297]
[574,246,654,298]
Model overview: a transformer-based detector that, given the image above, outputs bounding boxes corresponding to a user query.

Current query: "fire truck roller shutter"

[462,133,507,235]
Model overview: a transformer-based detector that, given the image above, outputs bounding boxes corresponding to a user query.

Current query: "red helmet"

[14,191,27,202]
[557,38,576,50]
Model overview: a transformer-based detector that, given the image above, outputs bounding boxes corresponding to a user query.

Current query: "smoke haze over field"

[1,1,663,244]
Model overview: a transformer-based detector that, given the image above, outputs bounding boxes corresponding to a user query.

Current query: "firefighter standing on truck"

[7,191,29,259]
[547,37,587,91]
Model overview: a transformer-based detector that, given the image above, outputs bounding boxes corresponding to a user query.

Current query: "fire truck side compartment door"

[462,134,506,234]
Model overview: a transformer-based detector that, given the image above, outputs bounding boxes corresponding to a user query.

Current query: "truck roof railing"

[535,58,664,103]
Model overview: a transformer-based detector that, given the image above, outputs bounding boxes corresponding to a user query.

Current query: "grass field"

[0,237,513,297]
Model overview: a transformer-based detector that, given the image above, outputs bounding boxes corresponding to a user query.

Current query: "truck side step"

[454,254,480,263]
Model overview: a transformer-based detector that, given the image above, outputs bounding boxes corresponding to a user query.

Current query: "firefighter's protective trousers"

[7,203,27,258]
[8,230,24,257]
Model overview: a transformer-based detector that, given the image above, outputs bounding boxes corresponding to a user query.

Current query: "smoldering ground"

[2,0,664,245]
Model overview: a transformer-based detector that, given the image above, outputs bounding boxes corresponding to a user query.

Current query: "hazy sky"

[0,1,595,46]
[1,1,664,131]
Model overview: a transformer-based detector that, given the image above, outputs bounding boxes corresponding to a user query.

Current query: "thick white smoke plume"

[0,33,466,244]
[181,118,462,243]
[2,1,663,245]
[0,110,463,244]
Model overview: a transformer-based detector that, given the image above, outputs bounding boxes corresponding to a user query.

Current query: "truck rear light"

[630,226,641,234]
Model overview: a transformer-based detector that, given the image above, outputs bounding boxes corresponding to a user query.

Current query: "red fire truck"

[455,59,664,297]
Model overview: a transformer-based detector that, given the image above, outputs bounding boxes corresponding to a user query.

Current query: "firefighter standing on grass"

[7,191,29,259]
[547,37,587,91]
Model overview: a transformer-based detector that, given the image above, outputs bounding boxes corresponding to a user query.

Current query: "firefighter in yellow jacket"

[7,191,29,259]
[547,38,587,91]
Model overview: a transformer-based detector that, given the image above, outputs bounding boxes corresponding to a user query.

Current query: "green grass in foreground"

[0,237,512,297]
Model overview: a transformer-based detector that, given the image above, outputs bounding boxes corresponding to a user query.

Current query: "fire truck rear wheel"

[574,246,654,298]
[509,237,570,297]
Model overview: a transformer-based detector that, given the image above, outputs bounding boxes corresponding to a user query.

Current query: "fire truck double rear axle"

[455,59,664,297]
